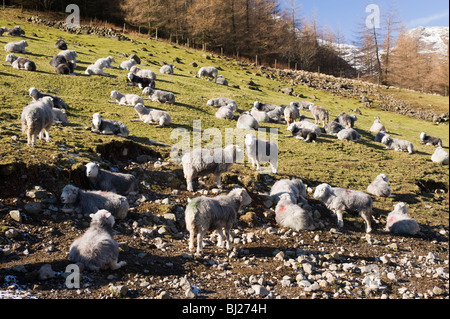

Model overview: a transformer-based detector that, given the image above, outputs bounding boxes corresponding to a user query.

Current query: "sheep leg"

[186,177,194,192]
[215,174,222,189]
[43,129,50,142]
[224,228,232,252]
[189,231,196,253]
[109,260,127,270]
[196,231,206,256]
[216,228,225,248]
[270,161,278,174]
[361,213,372,233]
[335,210,344,229]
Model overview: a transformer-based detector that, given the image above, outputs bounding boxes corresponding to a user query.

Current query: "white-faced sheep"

[21,97,54,147]
[207,98,238,111]
[94,56,115,69]
[110,90,144,106]
[420,132,443,147]
[287,125,317,143]
[130,66,157,81]
[5,54,36,71]
[134,103,151,121]
[160,64,174,74]
[370,118,386,134]
[385,203,420,235]
[337,128,361,142]
[244,134,278,174]
[284,104,300,126]
[253,101,278,113]
[381,135,414,154]
[127,72,155,89]
[60,184,129,219]
[291,101,315,111]
[142,108,172,128]
[275,194,315,231]
[54,38,67,50]
[119,59,137,70]
[431,147,449,165]
[91,113,130,137]
[52,108,69,124]
[250,107,270,123]
[185,187,252,255]
[4,40,29,53]
[198,66,218,81]
[313,183,373,233]
[85,64,110,77]
[325,121,345,136]
[335,112,357,129]
[182,145,244,192]
[142,87,175,104]
[69,209,126,271]
[367,174,392,197]
[85,162,138,196]
[236,113,259,130]
[215,75,228,86]
[270,178,307,204]
[267,106,284,123]
[6,26,25,37]
[309,104,329,127]
[287,118,322,137]
[58,49,78,62]
[29,87,68,109]
[215,105,235,120]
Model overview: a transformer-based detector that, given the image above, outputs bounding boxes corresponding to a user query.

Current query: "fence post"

[275,59,277,69]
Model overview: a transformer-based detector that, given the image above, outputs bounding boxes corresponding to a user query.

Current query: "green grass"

[0,9,448,229]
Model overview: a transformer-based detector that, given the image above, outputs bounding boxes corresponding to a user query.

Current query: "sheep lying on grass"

[91,113,129,137]
[420,132,443,147]
[287,118,321,137]
[5,26,25,37]
[142,108,172,128]
[250,107,270,123]
[381,135,414,154]
[253,101,278,112]
[215,75,228,86]
[50,54,67,67]
[160,64,174,74]
[275,194,315,231]
[367,174,393,197]
[54,38,67,50]
[29,87,68,109]
[86,162,139,196]
[58,49,78,62]
[337,128,361,142]
[130,66,157,81]
[21,97,54,147]
[313,183,373,233]
[56,61,76,75]
[309,104,329,127]
[52,108,69,124]
[325,121,344,136]
[236,113,259,130]
[85,64,110,77]
[185,188,252,256]
[182,145,244,192]
[119,59,137,70]
[335,112,357,129]
[207,98,238,111]
[127,72,155,89]
[370,118,386,134]
[267,106,284,123]
[5,54,36,71]
[198,66,218,81]
[431,147,449,165]
[4,40,29,53]
[215,105,235,120]
[94,56,115,69]
[60,184,129,219]
[244,134,278,174]
[374,131,386,143]
[270,178,307,204]
[287,125,317,143]
[142,87,175,104]
[385,203,420,235]
[69,209,126,271]
[110,90,144,106]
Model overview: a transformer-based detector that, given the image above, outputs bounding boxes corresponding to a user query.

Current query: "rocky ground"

[0,160,448,301]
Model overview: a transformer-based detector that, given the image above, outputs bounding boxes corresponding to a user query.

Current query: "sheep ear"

[89,213,94,219]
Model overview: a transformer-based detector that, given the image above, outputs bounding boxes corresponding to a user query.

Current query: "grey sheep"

[21,97,54,147]
[52,108,69,124]
[185,188,252,256]
[58,49,78,62]
[4,40,29,53]
[0,27,8,36]
[337,128,361,142]
[374,131,386,143]
[91,113,129,137]
[244,134,278,174]
[215,75,228,86]
[236,112,259,130]
[29,87,68,109]
[267,106,284,123]
[6,26,25,37]
[5,54,36,71]
[275,194,315,231]
[56,61,76,75]
[313,183,373,233]
[50,54,67,68]
[270,178,307,204]
[367,174,392,197]
[420,132,443,147]
[287,117,322,137]
[284,104,300,126]
[385,203,420,235]
[94,56,115,69]
[54,38,67,50]
[130,66,157,81]
[142,108,171,127]
[142,87,175,104]
[250,107,270,123]
[119,59,137,70]
[85,64,110,77]
[253,101,278,112]
[198,66,218,81]
[431,147,449,165]
[335,112,357,129]
[182,145,244,192]
[160,64,174,74]
[207,98,238,111]
[110,90,144,106]
[381,134,414,154]
[370,119,386,134]
[287,125,317,143]
[69,210,127,271]
[85,162,138,196]
[325,121,345,136]
[309,104,329,127]
[215,105,235,120]
[60,184,129,219]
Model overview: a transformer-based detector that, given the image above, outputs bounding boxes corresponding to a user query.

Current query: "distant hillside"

[406,26,449,55]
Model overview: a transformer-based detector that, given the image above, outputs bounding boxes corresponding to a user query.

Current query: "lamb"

[91,113,130,137]
[337,128,361,142]
[253,101,278,112]
[5,54,36,71]
[198,66,218,81]
[160,64,174,74]
[130,66,157,81]
[370,118,386,134]
[270,178,307,204]
[69,209,126,271]
[119,59,137,70]
[54,38,67,50]
[52,108,69,124]
[141,108,171,128]
[313,183,373,233]
[215,105,235,120]
[431,147,449,165]
[6,26,25,37]
[236,113,259,130]
[127,72,155,89]
[309,104,329,127]
[250,107,270,123]
[385,203,420,235]
[94,56,115,69]
[207,98,238,111]
[284,104,300,126]
[110,90,144,106]
[244,134,278,174]
[142,87,175,104]
[275,194,315,231]
[215,75,228,86]
[55,61,76,75]
[420,132,443,147]
[288,125,317,143]
[325,121,345,136]
[85,64,110,77]
[367,174,393,197]
[85,162,138,196]
[185,187,252,255]
[334,112,357,129]
[381,135,414,154]
[21,97,54,147]
[29,87,68,109]
[4,40,29,53]
[181,145,244,192]
[58,49,78,62]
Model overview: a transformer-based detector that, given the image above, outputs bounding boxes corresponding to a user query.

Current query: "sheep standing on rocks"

[313,183,373,233]
[85,64,110,77]
[21,97,54,147]
[5,54,36,71]
[127,72,155,89]
[420,132,443,147]
[335,112,357,129]
[119,59,137,70]
[337,128,361,142]
[385,203,420,235]
[110,90,144,106]
[367,174,393,197]
[85,162,138,196]
[309,104,329,127]
[198,66,218,81]
[91,113,129,137]
[431,147,449,165]
[244,134,278,174]
[60,184,129,219]
[325,121,345,136]
[284,104,300,126]
[215,105,235,120]
[236,113,259,130]
[130,66,157,81]
[142,87,175,104]
[4,40,29,53]
[182,145,244,192]
[54,38,67,50]
[207,98,238,111]
[69,209,126,271]
[29,87,68,109]
[370,118,386,134]
[185,188,252,256]
[270,178,307,204]
[275,194,315,231]
[160,64,174,74]
[94,56,116,69]
[381,135,414,154]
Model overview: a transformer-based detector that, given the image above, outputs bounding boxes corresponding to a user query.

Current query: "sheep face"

[89,209,115,227]
[420,132,426,141]
[142,87,153,96]
[92,113,102,128]
[233,188,252,206]
[85,162,99,178]
[60,185,79,204]
[28,87,38,99]
[110,90,119,99]
[381,135,392,146]
[313,183,330,200]
[378,174,389,182]
[393,202,408,214]
[134,103,146,114]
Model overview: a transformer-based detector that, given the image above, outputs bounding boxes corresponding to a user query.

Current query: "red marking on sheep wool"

[388,216,398,224]
[277,205,286,214]
[345,189,353,195]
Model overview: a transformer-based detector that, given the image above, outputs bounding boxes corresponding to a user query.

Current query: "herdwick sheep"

[370,119,386,134]
[236,113,259,130]
[55,61,76,75]
[367,174,393,197]
[119,59,137,70]
[215,75,228,86]
[313,183,373,233]
[160,64,174,74]
[250,107,270,123]
[94,56,115,69]
[6,26,25,37]
[287,125,317,143]
[127,72,155,89]
[69,209,126,271]
[381,135,414,154]
[291,101,315,111]
[325,121,345,136]
[253,101,278,112]
[54,38,67,50]
[0,27,8,36]
[420,132,443,147]
[50,55,67,68]
[215,105,235,120]
[244,134,278,174]
[270,178,307,204]
[85,162,139,196]
[110,90,144,106]
[85,64,110,77]
[275,194,315,231]
[374,131,386,143]
[29,87,68,109]
[337,128,361,142]
[335,112,357,129]
[142,108,172,128]
[385,203,420,235]
[142,87,175,104]
[309,104,329,127]
[91,113,130,137]
[58,50,78,62]
[267,106,284,123]
[21,97,54,147]
[207,98,238,111]
[198,66,218,81]
[52,108,69,124]
[134,103,151,121]
[5,54,36,71]
[288,117,321,137]
[185,187,252,256]
[431,147,449,165]
[284,104,300,126]
[4,40,29,53]
[182,145,244,192]
[60,184,129,219]
[130,66,157,81]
